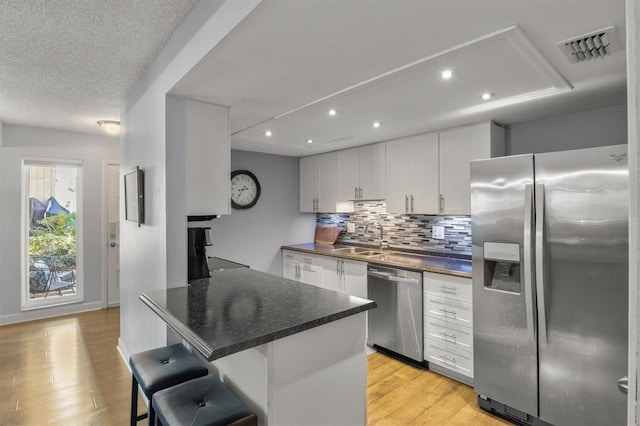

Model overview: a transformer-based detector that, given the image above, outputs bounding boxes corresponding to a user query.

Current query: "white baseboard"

[117,336,132,371]
[0,301,104,326]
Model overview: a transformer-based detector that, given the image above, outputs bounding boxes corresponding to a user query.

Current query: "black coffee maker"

[187,227,210,281]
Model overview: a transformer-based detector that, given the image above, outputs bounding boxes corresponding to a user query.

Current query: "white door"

[107,163,120,306]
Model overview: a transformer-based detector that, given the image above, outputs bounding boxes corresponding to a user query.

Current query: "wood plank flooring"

[0,308,511,425]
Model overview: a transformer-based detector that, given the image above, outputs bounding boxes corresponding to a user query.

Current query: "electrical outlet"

[347,222,356,233]
[432,225,445,240]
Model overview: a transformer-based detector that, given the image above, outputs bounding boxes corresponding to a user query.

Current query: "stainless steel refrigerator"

[470,145,628,426]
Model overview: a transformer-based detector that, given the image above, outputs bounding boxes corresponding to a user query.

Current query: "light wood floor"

[0,308,511,425]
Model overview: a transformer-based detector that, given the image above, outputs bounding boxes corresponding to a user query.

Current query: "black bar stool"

[130,344,209,425]
[152,374,258,426]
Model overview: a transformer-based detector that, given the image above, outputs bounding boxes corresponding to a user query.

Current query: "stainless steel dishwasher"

[367,265,423,363]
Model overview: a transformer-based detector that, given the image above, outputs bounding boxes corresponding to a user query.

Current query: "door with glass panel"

[24,159,83,308]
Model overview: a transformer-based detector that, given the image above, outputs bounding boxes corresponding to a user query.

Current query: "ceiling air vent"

[557,26,623,63]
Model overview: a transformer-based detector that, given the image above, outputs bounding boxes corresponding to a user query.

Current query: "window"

[22,159,83,309]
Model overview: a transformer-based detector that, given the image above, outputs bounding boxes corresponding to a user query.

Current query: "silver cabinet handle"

[336,260,340,275]
[438,284,456,293]
[359,187,363,199]
[439,332,457,342]
[410,195,414,212]
[439,308,457,318]
[355,187,358,200]
[618,376,629,394]
[536,183,548,345]
[405,195,409,213]
[341,259,345,276]
[523,183,536,343]
[439,194,444,213]
[440,354,457,366]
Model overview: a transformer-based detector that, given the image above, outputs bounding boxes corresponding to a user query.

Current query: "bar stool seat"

[153,375,258,426]
[130,344,208,425]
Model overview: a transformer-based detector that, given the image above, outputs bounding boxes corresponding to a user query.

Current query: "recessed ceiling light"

[307,139,313,144]
[97,120,120,135]
[373,121,381,128]
[481,92,493,101]
[440,69,453,80]
[328,109,338,116]
[264,130,272,137]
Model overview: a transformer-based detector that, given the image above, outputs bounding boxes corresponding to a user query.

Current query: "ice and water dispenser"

[482,242,521,293]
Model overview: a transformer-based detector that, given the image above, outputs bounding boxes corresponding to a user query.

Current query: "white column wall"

[118,0,261,358]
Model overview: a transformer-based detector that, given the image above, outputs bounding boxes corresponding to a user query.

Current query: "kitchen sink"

[331,247,384,256]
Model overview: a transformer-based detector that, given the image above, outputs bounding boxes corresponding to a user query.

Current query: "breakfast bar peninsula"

[140,267,376,426]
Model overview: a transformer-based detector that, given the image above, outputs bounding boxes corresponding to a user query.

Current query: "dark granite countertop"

[140,268,376,361]
[207,256,248,271]
[282,243,472,278]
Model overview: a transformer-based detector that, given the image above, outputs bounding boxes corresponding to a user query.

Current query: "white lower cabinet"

[282,250,366,297]
[424,272,473,385]
[282,250,323,286]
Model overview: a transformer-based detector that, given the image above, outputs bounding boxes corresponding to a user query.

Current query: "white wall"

[505,103,627,155]
[0,124,118,324]
[119,0,261,358]
[209,150,316,275]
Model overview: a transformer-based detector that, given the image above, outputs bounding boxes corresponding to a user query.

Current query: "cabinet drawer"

[425,339,473,378]
[424,316,473,352]
[425,273,472,301]
[425,293,472,327]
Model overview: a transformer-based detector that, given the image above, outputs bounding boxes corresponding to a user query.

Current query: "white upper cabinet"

[337,143,386,206]
[438,122,505,214]
[168,97,231,216]
[386,122,504,215]
[300,122,503,214]
[358,143,386,200]
[386,132,439,214]
[337,147,360,202]
[300,152,338,212]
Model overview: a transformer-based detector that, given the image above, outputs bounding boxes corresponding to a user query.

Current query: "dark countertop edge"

[282,244,472,278]
[140,293,214,359]
[140,292,376,362]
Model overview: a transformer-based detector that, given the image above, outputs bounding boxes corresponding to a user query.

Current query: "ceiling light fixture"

[373,121,381,128]
[481,92,493,100]
[328,109,338,116]
[97,120,120,135]
[264,130,272,137]
[307,139,313,144]
[440,69,454,80]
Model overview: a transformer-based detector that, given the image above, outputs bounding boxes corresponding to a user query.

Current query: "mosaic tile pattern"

[317,201,471,258]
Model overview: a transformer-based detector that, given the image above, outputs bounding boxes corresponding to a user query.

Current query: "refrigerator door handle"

[617,376,629,394]
[535,183,548,344]
[523,183,536,342]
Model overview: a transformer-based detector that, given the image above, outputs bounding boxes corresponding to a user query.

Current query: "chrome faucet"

[364,221,386,250]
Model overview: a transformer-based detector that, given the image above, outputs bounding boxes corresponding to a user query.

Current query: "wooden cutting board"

[314,224,343,245]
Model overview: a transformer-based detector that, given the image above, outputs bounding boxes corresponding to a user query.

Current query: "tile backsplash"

[317,201,471,258]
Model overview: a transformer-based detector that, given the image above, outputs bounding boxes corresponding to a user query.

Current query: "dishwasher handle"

[368,270,420,284]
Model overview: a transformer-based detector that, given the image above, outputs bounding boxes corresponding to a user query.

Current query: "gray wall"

[209,150,316,275]
[506,104,627,155]
[0,124,119,323]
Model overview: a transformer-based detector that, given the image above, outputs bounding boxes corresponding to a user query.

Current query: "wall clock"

[231,170,261,209]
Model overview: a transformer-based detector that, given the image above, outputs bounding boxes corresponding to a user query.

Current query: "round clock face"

[231,170,261,209]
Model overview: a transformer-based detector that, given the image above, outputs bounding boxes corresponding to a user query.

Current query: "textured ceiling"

[0,0,198,135]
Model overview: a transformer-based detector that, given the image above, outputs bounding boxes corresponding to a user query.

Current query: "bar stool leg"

[130,375,138,426]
